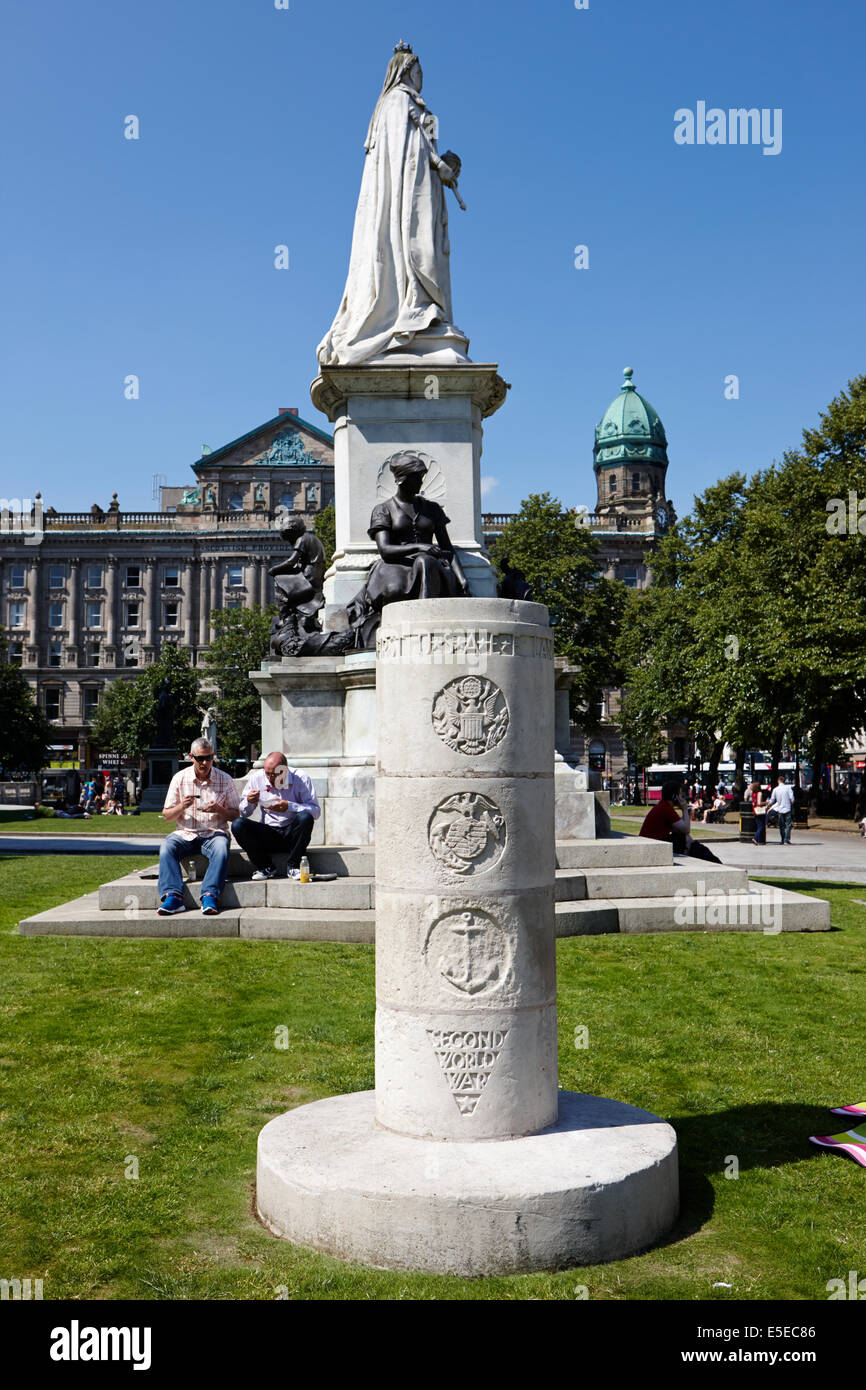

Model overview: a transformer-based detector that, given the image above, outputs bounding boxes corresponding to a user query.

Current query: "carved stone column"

[183,559,195,648]
[143,556,156,659]
[26,558,39,665]
[67,559,80,660]
[104,555,118,665]
[198,557,210,647]
[210,557,222,642]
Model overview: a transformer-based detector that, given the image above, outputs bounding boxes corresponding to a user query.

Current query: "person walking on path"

[158,739,240,916]
[766,774,795,845]
[232,751,320,880]
[749,780,768,845]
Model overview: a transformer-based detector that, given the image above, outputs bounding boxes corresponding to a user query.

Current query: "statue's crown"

[394,39,413,53]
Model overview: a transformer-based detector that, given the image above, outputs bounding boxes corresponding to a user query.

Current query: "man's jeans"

[777,810,793,844]
[231,812,315,871]
[158,832,230,901]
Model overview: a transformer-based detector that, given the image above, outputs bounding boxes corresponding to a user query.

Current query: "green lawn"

[0,808,166,834]
[610,812,730,841]
[1,856,864,1300]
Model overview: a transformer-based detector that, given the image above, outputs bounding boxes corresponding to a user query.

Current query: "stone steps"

[99,873,374,912]
[556,885,829,936]
[18,838,830,939]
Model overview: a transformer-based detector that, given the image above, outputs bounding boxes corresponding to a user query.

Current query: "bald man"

[231,751,320,880]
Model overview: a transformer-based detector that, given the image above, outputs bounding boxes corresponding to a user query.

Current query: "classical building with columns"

[483,367,678,786]
[1,407,334,768]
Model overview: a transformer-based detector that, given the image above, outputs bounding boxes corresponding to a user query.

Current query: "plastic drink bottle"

[299,856,311,883]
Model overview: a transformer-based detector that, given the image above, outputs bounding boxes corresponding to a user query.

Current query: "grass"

[0,808,166,834]
[1,857,865,1299]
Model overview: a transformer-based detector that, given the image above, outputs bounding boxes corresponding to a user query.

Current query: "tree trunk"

[770,731,783,785]
[733,747,747,806]
[705,740,725,806]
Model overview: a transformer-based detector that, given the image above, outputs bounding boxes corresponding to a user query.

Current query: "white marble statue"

[316,42,470,367]
[200,706,217,756]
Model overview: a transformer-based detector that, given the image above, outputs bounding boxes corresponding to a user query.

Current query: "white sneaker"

[286,867,301,880]
[251,867,275,880]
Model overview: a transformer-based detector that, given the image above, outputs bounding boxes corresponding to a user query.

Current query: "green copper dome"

[593,367,669,469]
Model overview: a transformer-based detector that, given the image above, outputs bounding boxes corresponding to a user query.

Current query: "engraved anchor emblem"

[430,909,509,997]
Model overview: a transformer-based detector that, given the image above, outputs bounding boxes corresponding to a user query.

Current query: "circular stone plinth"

[256,1090,678,1275]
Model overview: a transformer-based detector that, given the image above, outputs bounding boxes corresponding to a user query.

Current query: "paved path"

[708,832,866,883]
[0,834,161,855]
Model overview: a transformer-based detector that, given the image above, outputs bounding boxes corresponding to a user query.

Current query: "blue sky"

[2,0,864,518]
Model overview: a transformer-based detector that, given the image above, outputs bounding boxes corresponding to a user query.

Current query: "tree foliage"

[91,643,201,759]
[0,640,53,776]
[617,375,866,788]
[313,501,336,565]
[201,605,275,762]
[489,492,626,724]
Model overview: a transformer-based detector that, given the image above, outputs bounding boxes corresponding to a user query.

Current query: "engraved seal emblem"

[428,792,506,876]
[424,909,511,998]
[431,676,509,755]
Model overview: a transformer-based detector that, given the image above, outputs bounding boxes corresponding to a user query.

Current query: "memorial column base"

[256,1090,679,1275]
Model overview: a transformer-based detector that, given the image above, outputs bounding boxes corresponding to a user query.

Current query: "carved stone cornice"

[310,364,510,421]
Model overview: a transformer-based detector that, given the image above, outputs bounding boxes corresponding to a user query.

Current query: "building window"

[124,645,139,668]
[10,564,26,588]
[48,601,64,629]
[621,566,639,589]
[125,564,141,588]
[227,564,244,588]
[9,640,23,666]
[278,491,294,510]
[164,565,180,588]
[226,598,242,610]
[85,602,101,629]
[49,565,65,588]
[609,474,617,492]
[228,492,244,511]
[631,473,640,492]
[125,601,140,628]
[44,688,61,720]
[164,601,179,628]
[85,565,102,589]
[588,738,606,772]
[9,601,25,628]
[88,643,100,668]
[48,639,63,667]
[82,688,100,721]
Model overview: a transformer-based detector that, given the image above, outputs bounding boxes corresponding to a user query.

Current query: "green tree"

[201,606,275,762]
[617,374,866,801]
[313,501,336,565]
[0,640,53,776]
[489,492,626,724]
[91,643,201,759]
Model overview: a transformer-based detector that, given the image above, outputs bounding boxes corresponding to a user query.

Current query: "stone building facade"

[483,367,678,787]
[1,407,334,769]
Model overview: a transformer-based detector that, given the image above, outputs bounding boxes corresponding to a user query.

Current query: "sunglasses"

[192,754,214,763]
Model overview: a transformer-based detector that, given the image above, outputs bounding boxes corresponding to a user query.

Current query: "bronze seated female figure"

[347,452,469,646]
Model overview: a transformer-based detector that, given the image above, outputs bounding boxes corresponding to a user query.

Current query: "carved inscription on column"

[431,676,509,754]
[427,1027,509,1116]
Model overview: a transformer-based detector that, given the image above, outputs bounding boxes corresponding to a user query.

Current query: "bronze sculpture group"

[268,453,470,657]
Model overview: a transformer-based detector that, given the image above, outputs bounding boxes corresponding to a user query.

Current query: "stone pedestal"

[257,599,679,1273]
[310,365,508,612]
[249,652,376,845]
[139,747,181,812]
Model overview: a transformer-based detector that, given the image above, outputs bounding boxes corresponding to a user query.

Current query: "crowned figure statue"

[317,42,470,367]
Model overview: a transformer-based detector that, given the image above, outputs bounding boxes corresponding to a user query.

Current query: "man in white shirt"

[231,751,320,880]
[158,738,240,916]
[766,775,796,845]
